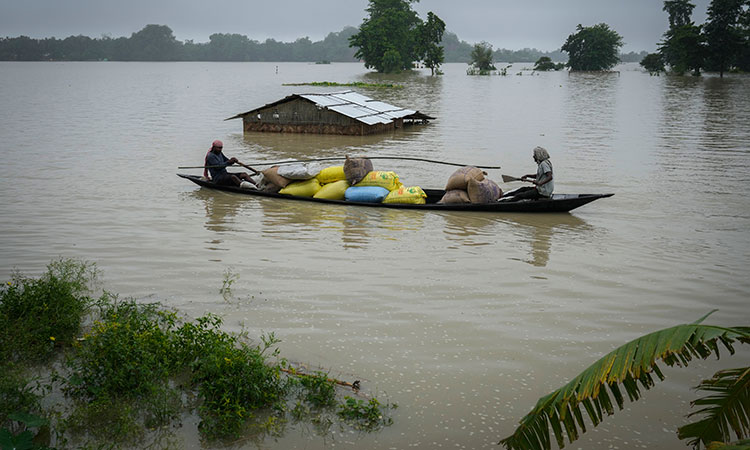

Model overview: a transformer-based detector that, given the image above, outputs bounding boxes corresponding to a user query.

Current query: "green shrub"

[0,258,97,363]
[297,372,337,408]
[1,259,397,446]
[66,300,176,400]
[0,366,41,426]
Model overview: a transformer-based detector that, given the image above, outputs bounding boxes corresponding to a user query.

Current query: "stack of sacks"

[313,165,349,200]
[342,157,390,203]
[439,166,502,204]
[274,162,323,197]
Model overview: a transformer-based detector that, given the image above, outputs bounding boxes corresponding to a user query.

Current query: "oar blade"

[502,174,522,183]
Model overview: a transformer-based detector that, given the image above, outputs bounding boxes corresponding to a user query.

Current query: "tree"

[704,0,746,76]
[739,1,750,71]
[349,0,445,73]
[664,0,697,27]
[468,42,496,73]
[416,12,446,75]
[533,56,564,71]
[561,23,623,71]
[499,313,750,450]
[349,0,421,72]
[640,52,666,74]
[126,25,181,61]
[659,0,706,75]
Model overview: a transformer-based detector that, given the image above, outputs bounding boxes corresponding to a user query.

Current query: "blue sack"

[344,186,390,203]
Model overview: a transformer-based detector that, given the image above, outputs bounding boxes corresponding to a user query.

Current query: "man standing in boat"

[507,146,554,200]
[204,140,256,188]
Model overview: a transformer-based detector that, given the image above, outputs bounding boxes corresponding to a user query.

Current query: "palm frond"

[706,438,750,450]
[678,367,750,449]
[499,315,750,450]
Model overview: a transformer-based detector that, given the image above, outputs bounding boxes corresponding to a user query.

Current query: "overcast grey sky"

[1,0,711,52]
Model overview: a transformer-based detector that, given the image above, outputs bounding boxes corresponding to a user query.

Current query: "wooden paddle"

[235,161,260,175]
[501,174,532,183]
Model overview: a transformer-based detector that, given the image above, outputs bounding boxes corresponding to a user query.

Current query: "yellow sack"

[383,186,427,204]
[316,166,346,184]
[313,179,349,200]
[354,171,403,191]
[278,178,321,197]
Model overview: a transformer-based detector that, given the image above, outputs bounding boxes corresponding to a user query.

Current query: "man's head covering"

[212,139,223,149]
[533,146,550,163]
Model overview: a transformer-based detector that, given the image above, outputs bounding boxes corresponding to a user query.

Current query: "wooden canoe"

[177,173,613,213]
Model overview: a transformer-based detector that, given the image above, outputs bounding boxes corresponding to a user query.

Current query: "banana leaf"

[499,313,750,450]
[678,367,750,449]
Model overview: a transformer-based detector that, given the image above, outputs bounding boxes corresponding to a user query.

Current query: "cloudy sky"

[1,0,711,52]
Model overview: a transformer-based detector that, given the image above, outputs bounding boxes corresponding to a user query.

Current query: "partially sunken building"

[226,90,434,136]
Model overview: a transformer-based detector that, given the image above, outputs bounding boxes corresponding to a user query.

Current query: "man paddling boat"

[204,140,257,188]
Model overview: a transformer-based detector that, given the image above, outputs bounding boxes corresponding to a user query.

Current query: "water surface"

[1,61,749,449]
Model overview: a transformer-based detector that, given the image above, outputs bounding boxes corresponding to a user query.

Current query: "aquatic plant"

[0,259,395,448]
[282,81,404,88]
[338,396,397,431]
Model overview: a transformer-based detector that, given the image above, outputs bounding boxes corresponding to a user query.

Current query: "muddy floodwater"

[1,61,749,449]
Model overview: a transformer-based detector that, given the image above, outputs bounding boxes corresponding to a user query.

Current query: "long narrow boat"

[178,173,613,213]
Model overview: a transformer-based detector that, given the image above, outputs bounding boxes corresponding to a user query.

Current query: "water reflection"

[658,75,750,186]
[700,77,750,154]
[499,213,591,267]
[184,189,251,255]
[257,199,425,249]
[564,72,620,158]
[440,211,591,266]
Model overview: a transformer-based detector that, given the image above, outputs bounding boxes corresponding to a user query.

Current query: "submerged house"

[226,90,434,136]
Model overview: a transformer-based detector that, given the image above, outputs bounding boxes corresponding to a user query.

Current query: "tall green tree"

[416,11,446,75]
[705,0,746,76]
[561,23,624,71]
[739,0,750,71]
[469,42,496,72]
[659,1,705,75]
[125,25,181,61]
[349,0,444,73]
[664,0,697,27]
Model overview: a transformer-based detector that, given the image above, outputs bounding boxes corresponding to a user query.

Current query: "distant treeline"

[0,24,644,64]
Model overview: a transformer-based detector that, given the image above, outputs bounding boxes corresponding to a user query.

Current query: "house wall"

[240,98,398,135]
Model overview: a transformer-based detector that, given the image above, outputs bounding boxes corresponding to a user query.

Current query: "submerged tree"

[468,42,496,73]
[659,0,705,75]
[416,12,446,75]
[533,56,564,71]
[561,23,623,71]
[349,0,445,73]
[704,0,746,76]
[640,52,666,74]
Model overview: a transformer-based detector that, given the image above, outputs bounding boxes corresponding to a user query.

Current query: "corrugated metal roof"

[298,91,421,125]
[226,90,434,125]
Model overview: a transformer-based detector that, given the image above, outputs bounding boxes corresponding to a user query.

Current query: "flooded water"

[1,61,749,449]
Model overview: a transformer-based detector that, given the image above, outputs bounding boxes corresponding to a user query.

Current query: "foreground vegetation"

[500,311,750,450]
[0,259,395,448]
